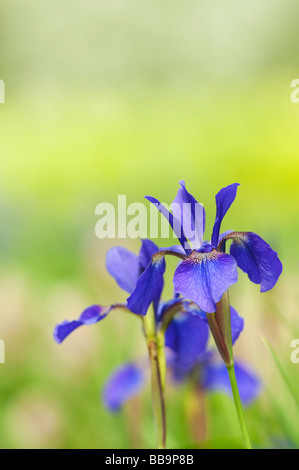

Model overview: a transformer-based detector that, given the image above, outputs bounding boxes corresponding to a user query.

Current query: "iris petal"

[230,306,244,345]
[53,304,110,343]
[138,239,160,272]
[173,251,238,313]
[102,362,146,411]
[202,360,261,406]
[106,247,139,293]
[223,232,283,292]
[172,180,205,249]
[170,350,214,383]
[127,254,166,316]
[165,312,209,369]
[211,183,240,248]
[145,196,191,254]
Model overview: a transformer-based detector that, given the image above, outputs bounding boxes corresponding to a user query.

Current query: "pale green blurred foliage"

[0,0,298,448]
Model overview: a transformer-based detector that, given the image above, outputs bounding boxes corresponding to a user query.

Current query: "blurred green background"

[0,0,299,448]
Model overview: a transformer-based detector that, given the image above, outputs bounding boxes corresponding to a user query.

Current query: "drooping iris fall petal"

[138,239,160,272]
[202,360,261,406]
[53,304,110,343]
[165,311,209,369]
[221,232,283,292]
[127,254,166,316]
[173,251,238,313]
[230,306,244,345]
[102,362,146,411]
[106,246,139,293]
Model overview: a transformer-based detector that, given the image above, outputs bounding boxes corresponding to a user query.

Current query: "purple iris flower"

[102,304,260,411]
[103,362,147,411]
[167,306,260,407]
[53,239,164,343]
[201,361,261,407]
[101,295,208,411]
[128,181,282,314]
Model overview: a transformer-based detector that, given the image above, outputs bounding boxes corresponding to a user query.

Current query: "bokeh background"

[0,0,299,449]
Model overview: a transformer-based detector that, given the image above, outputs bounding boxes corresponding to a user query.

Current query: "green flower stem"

[156,330,167,392]
[207,291,233,366]
[143,311,166,449]
[207,291,252,449]
[227,362,252,449]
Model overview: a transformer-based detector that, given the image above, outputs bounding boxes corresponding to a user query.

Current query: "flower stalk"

[143,310,166,449]
[207,291,252,449]
[227,363,252,449]
[156,330,166,392]
[206,291,233,366]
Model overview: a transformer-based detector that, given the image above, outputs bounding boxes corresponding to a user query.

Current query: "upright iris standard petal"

[53,304,110,343]
[102,362,146,411]
[172,180,205,249]
[138,239,160,272]
[106,247,139,293]
[223,232,283,292]
[211,183,240,248]
[230,306,244,345]
[173,250,238,313]
[165,312,209,369]
[145,196,192,254]
[127,254,166,316]
[202,360,261,406]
